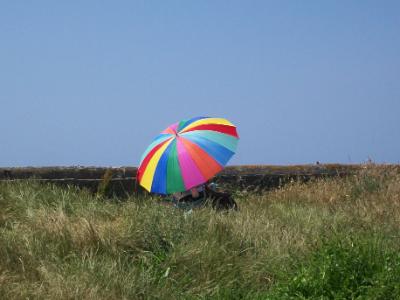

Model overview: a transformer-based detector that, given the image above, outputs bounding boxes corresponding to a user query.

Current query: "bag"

[204,185,238,211]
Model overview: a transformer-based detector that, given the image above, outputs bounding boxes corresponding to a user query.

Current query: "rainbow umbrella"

[137,116,239,194]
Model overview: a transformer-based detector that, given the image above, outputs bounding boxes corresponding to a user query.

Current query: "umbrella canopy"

[137,116,239,194]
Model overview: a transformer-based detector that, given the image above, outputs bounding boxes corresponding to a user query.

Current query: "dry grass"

[0,164,400,299]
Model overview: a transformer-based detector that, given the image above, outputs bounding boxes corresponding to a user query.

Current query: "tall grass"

[1,165,400,299]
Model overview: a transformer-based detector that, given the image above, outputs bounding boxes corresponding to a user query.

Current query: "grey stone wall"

[0,164,363,197]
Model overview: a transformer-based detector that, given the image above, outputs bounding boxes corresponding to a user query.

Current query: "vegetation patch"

[0,165,399,299]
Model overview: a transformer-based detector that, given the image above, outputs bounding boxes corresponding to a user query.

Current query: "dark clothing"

[164,186,237,211]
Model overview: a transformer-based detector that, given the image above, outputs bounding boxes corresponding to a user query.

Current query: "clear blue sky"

[1,1,399,167]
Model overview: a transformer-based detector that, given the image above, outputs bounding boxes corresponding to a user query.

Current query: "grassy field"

[1,165,400,299]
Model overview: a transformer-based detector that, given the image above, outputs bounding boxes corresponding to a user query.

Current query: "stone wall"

[0,164,364,197]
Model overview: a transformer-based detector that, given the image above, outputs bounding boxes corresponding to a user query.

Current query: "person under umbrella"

[137,116,239,210]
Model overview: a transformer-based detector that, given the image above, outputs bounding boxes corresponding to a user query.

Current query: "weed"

[0,166,399,299]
